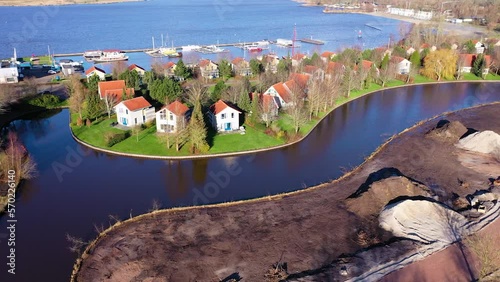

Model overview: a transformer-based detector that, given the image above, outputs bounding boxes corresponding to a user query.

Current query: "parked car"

[48,69,57,74]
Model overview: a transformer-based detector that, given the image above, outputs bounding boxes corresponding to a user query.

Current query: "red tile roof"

[165,62,176,69]
[361,60,374,69]
[210,100,241,115]
[121,96,151,111]
[128,64,145,72]
[271,82,291,103]
[232,57,245,65]
[199,59,212,68]
[460,54,492,68]
[98,80,127,99]
[262,94,278,111]
[85,66,105,76]
[303,65,319,74]
[104,88,135,102]
[321,51,336,58]
[327,61,344,73]
[289,73,310,89]
[291,53,306,61]
[390,56,406,63]
[165,100,189,116]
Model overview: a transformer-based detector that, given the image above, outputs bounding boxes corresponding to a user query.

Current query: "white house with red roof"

[156,100,191,133]
[85,66,106,82]
[208,100,241,131]
[164,62,177,78]
[128,64,146,76]
[114,96,155,127]
[320,51,336,63]
[262,54,280,73]
[260,94,279,122]
[458,54,491,75]
[390,56,411,74]
[264,82,291,108]
[231,57,252,76]
[199,59,219,79]
[291,53,307,67]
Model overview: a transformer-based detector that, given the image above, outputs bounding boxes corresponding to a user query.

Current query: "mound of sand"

[379,199,468,244]
[425,120,468,143]
[346,175,432,217]
[456,130,500,155]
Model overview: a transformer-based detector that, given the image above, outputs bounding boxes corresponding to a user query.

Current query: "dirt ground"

[75,103,500,282]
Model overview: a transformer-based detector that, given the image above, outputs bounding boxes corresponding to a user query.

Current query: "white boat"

[181,45,201,51]
[83,50,102,61]
[91,50,129,63]
[160,47,178,56]
[197,45,228,54]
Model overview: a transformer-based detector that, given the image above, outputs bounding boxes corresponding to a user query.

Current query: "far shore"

[0,0,143,7]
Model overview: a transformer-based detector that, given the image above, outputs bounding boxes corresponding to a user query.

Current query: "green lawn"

[71,114,284,156]
[485,73,500,80]
[462,73,482,80]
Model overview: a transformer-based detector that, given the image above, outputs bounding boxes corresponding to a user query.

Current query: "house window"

[231,113,234,118]
[126,109,129,115]
[143,115,146,122]
[134,118,137,124]
[221,113,226,119]
[160,111,166,120]
[169,113,173,121]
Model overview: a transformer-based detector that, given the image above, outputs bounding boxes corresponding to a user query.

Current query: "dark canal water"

[0,82,499,281]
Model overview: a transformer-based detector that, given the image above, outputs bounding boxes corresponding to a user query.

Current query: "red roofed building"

[390,56,411,74]
[85,66,106,81]
[289,73,311,89]
[264,82,291,108]
[291,53,307,67]
[114,96,155,126]
[260,94,279,123]
[327,61,345,73]
[199,59,219,79]
[164,62,177,77]
[128,64,146,76]
[231,57,252,76]
[302,65,325,81]
[98,80,134,100]
[156,100,191,133]
[320,51,336,63]
[263,54,280,73]
[458,54,491,75]
[208,100,241,131]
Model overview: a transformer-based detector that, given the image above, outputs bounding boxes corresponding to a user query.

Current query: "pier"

[364,24,382,31]
[299,38,325,45]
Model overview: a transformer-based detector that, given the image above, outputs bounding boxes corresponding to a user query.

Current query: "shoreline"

[72,100,500,281]
[0,0,143,7]
[70,80,500,160]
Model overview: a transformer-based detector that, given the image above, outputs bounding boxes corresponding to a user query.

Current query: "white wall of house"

[264,86,288,108]
[115,104,155,126]
[213,107,240,131]
[397,59,411,74]
[86,71,106,81]
[155,108,187,133]
[0,67,19,84]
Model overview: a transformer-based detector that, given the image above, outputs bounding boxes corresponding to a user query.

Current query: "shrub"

[76,117,83,126]
[27,94,61,108]
[85,119,91,127]
[104,131,130,147]
[141,119,155,129]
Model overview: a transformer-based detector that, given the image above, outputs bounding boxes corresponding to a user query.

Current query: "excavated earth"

[75,103,500,282]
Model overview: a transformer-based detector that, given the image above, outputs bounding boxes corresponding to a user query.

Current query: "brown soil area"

[74,103,500,282]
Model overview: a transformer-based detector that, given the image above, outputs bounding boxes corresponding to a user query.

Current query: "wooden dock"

[299,38,325,45]
[365,24,382,31]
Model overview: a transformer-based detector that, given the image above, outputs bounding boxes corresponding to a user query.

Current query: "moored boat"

[90,50,129,63]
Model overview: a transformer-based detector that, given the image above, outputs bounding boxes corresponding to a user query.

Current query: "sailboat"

[145,36,164,57]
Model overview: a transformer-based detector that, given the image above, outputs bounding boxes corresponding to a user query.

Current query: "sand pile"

[456,130,500,155]
[346,176,432,217]
[425,120,468,143]
[379,199,468,244]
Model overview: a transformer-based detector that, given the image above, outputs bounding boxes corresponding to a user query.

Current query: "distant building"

[302,65,325,81]
[114,96,155,127]
[164,62,177,78]
[0,61,19,84]
[458,54,491,75]
[85,66,106,82]
[263,54,280,73]
[156,100,190,133]
[320,51,336,63]
[199,59,219,79]
[231,57,252,77]
[390,56,411,74]
[291,53,307,67]
[128,64,146,76]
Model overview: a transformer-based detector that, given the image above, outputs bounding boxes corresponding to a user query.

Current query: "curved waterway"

[0,82,499,281]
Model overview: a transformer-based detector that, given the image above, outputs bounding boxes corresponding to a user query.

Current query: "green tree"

[277,58,292,80]
[380,53,390,69]
[211,80,227,102]
[84,92,103,120]
[149,78,182,104]
[472,53,486,78]
[118,69,140,89]
[218,59,232,79]
[143,71,156,89]
[249,59,264,76]
[186,82,209,154]
[249,93,261,125]
[362,49,374,61]
[238,88,251,113]
[174,59,191,80]
[409,50,421,68]
[464,40,476,54]
[87,74,100,94]
[392,46,407,58]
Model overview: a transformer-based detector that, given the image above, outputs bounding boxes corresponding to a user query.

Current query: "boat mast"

[292,24,297,57]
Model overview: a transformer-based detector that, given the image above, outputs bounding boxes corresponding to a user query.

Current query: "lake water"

[0,82,499,281]
[0,0,404,68]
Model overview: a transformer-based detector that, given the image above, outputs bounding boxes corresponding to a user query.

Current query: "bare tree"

[112,60,128,79]
[132,125,141,142]
[0,132,37,186]
[307,80,324,120]
[68,74,86,120]
[103,93,119,119]
[378,60,398,87]
[286,85,308,134]
[0,84,17,113]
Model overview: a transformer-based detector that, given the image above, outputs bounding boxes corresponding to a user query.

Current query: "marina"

[299,37,325,45]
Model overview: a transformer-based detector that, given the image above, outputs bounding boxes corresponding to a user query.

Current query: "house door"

[225,123,231,131]
[122,117,127,126]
